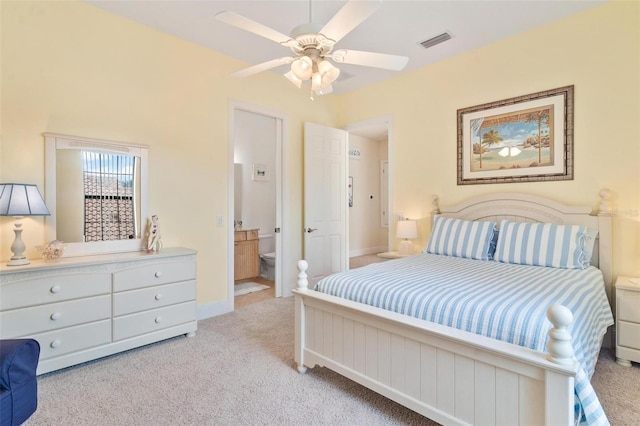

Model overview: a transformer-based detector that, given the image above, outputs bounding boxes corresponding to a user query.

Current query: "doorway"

[228,101,288,311]
[345,117,393,264]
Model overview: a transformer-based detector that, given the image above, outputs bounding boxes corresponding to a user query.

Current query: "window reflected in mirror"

[56,150,141,243]
[45,133,148,257]
[82,151,138,241]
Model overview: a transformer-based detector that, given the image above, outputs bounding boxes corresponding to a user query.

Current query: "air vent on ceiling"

[418,32,452,50]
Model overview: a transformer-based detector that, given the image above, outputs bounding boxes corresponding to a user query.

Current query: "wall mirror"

[45,133,149,257]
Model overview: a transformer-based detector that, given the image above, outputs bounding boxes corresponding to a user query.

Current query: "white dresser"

[0,247,197,375]
[615,276,640,366]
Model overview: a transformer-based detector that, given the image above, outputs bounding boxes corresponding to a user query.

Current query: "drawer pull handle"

[155,293,163,301]
[155,316,163,323]
[50,312,62,321]
[50,339,61,349]
[50,285,61,293]
[154,271,162,278]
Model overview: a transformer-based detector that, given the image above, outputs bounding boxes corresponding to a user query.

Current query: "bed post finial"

[432,194,440,214]
[598,188,612,216]
[546,305,575,366]
[297,260,309,291]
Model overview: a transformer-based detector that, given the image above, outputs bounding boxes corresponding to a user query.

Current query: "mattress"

[315,253,614,425]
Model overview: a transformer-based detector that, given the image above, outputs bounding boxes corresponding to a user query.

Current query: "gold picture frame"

[457,85,574,185]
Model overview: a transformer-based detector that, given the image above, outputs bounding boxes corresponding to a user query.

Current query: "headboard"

[431,190,613,303]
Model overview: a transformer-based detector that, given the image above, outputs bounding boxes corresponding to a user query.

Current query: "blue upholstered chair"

[0,339,40,426]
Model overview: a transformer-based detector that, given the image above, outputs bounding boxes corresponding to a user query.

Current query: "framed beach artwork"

[457,85,574,185]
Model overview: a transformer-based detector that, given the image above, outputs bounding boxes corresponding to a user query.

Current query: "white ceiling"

[85,0,606,97]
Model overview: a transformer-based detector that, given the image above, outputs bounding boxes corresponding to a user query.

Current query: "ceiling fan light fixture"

[311,72,323,91]
[315,85,333,96]
[284,71,303,88]
[318,59,340,86]
[291,56,313,80]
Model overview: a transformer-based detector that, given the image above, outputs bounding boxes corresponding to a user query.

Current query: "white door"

[303,122,348,287]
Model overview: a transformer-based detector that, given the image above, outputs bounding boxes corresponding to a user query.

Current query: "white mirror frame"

[44,132,149,257]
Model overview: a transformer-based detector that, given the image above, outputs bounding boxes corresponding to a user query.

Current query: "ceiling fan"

[215,0,409,97]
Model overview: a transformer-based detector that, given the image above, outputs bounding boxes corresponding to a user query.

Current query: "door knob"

[305,228,318,233]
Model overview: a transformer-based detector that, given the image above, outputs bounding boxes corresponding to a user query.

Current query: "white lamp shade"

[311,72,323,91]
[318,59,340,87]
[0,183,50,216]
[291,56,313,80]
[397,220,417,239]
[314,85,333,96]
[284,71,303,88]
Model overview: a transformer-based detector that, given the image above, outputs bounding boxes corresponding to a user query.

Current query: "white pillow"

[425,215,496,261]
[493,220,591,269]
[583,228,599,265]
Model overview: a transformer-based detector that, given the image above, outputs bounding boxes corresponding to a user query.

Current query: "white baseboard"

[349,246,388,258]
[197,300,231,320]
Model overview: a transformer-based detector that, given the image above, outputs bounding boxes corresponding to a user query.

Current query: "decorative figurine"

[146,215,162,252]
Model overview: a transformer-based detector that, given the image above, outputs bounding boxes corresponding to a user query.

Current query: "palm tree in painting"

[479,129,503,169]
[524,109,550,164]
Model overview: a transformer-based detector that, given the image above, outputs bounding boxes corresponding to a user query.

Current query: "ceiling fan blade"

[215,11,291,44]
[231,57,295,78]
[320,0,382,43]
[331,49,409,71]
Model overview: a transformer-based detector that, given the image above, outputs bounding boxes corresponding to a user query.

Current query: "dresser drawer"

[113,260,196,292]
[113,280,196,316]
[617,320,640,350]
[0,272,111,311]
[113,301,196,341]
[32,320,112,360]
[617,289,640,323]
[0,295,111,338]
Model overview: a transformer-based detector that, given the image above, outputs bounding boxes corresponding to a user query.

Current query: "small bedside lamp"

[0,183,51,266]
[397,219,417,255]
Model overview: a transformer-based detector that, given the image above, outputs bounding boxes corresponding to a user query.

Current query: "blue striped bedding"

[315,253,614,425]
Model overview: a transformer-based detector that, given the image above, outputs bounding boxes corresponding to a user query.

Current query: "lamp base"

[7,257,30,266]
[7,221,30,266]
[398,239,414,256]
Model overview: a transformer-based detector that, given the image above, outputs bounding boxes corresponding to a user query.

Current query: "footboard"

[293,260,578,426]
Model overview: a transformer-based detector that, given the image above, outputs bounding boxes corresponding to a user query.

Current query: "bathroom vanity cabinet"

[234,229,259,280]
[0,247,197,375]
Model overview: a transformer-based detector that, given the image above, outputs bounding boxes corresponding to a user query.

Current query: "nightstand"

[615,276,640,367]
[377,251,413,259]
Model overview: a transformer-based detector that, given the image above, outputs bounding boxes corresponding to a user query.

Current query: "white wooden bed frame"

[293,191,613,426]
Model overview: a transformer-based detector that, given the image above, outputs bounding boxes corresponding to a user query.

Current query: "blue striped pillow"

[425,215,496,260]
[494,220,590,269]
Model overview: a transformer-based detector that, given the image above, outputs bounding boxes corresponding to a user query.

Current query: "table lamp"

[0,183,51,266]
[397,219,417,255]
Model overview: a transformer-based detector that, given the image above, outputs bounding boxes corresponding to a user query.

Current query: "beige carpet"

[28,297,639,425]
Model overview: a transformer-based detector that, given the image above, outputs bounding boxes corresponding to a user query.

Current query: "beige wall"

[2,1,638,310]
[0,1,339,305]
[338,1,640,278]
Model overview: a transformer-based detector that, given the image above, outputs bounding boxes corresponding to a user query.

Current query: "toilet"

[260,252,276,281]
[258,234,276,281]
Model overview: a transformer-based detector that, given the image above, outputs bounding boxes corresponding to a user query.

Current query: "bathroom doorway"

[228,102,288,311]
